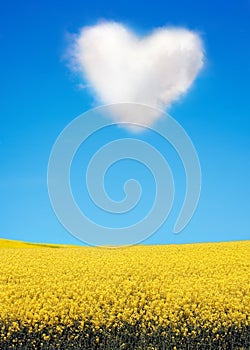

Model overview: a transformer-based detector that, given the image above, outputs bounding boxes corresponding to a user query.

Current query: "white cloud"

[68,21,204,126]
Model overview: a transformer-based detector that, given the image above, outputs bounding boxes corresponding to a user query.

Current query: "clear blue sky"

[0,1,249,245]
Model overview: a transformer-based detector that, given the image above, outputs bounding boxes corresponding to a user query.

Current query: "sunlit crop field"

[0,240,249,349]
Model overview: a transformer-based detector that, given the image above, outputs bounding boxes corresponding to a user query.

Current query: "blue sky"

[0,1,249,245]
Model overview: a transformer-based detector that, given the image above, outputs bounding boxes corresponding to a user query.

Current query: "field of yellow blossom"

[0,239,249,349]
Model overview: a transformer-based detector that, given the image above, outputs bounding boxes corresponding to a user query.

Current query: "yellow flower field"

[0,240,249,349]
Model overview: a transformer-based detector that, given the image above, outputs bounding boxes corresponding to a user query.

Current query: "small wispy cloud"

[76,83,90,90]
[67,21,204,126]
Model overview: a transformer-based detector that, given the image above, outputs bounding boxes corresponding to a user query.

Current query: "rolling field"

[0,239,249,349]
[0,238,76,249]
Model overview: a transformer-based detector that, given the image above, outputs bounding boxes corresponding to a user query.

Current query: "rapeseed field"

[0,240,249,349]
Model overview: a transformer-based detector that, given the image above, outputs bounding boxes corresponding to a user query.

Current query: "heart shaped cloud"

[69,22,204,126]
